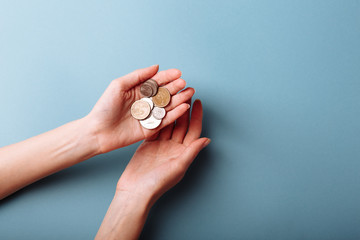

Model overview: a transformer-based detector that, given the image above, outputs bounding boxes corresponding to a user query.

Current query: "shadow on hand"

[139,105,220,240]
[1,105,228,240]
[140,147,213,240]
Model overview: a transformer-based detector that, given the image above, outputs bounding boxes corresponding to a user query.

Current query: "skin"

[96,99,209,240]
[0,65,210,239]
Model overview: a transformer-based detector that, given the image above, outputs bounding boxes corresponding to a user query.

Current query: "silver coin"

[141,97,154,109]
[140,115,162,129]
[152,107,166,120]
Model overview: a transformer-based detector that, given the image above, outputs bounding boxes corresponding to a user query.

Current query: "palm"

[86,66,194,154]
[136,140,186,163]
[117,99,210,202]
[91,84,147,147]
[119,140,186,195]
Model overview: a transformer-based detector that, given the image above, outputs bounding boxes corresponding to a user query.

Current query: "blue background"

[1,0,360,239]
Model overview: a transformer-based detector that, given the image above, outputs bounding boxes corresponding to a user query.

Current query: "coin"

[152,87,171,107]
[140,83,153,97]
[139,115,162,129]
[147,79,157,85]
[152,107,166,120]
[130,100,151,120]
[131,81,170,129]
[147,79,158,96]
[141,97,154,109]
[141,79,158,97]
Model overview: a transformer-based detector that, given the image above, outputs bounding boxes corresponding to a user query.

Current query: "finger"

[171,98,191,143]
[183,99,203,146]
[158,123,174,140]
[163,78,186,95]
[152,69,182,86]
[160,103,190,129]
[165,88,195,111]
[118,65,159,90]
[142,103,189,139]
[180,138,210,168]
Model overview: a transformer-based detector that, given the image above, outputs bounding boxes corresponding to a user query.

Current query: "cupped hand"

[86,65,195,154]
[116,99,210,203]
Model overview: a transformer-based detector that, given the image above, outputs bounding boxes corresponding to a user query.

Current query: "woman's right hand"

[116,99,210,204]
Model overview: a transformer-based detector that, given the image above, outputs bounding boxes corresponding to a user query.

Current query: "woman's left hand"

[85,65,195,154]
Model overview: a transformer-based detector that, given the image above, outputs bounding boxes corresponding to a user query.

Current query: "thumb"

[118,64,159,90]
[181,138,211,168]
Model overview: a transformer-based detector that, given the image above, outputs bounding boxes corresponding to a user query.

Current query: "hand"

[116,99,210,204]
[85,65,195,154]
[95,100,209,239]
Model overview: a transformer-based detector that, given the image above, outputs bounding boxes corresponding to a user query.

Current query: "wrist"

[77,116,103,157]
[116,179,161,209]
[114,191,152,214]
[96,191,152,240]
[114,189,153,209]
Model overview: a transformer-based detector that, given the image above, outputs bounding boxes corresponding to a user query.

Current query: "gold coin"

[151,87,171,108]
[130,100,151,120]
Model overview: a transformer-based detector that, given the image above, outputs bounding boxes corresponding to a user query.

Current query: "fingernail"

[152,64,159,68]
[186,104,191,109]
[203,138,211,147]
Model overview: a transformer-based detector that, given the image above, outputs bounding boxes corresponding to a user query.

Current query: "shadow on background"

[139,147,213,240]
[1,104,231,240]
[139,105,221,240]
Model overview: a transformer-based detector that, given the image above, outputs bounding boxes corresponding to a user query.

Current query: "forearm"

[96,191,152,240]
[0,117,100,199]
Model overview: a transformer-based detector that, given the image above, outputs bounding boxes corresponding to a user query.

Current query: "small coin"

[141,97,154,109]
[139,115,162,129]
[130,100,151,120]
[152,107,166,120]
[140,83,153,97]
[152,87,171,107]
[147,79,158,85]
[147,79,158,96]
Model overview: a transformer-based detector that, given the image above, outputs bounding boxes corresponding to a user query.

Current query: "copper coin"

[147,79,158,96]
[152,87,171,107]
[140,83,153,97]
[130,100,151,120]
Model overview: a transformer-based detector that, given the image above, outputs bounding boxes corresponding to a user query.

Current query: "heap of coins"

[130,79,171,129]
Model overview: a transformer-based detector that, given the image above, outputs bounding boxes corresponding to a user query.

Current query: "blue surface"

[1,0,360,239]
